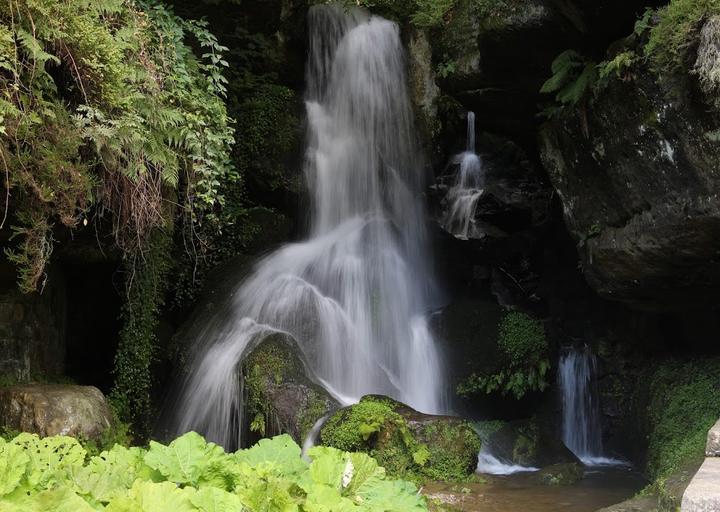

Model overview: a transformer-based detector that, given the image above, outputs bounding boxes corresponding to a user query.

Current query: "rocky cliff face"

[540,19,720,310]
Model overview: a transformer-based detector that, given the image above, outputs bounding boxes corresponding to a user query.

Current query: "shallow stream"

[424,465,645,512]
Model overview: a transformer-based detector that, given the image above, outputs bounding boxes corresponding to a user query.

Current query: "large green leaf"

[234,434,307,478]
[72,444,156,503]
[234,464,300,512]
[0,438,29,496]
[304,446,345,490]
[106,480,197,512]
[144,431,225,486]
[10,434,86,489]
[356,479,426,511]
[191,486,244,512]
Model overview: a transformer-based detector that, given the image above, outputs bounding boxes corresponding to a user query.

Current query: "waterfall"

[168,4,446,449]
[443,112,485,239]
[558,346,623,466]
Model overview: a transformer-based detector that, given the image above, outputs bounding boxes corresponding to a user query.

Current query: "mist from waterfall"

[559,346,623,466]
[168,4,447,449]
[443,112,485,239]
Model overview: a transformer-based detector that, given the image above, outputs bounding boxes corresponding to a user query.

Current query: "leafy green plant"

[0,431,428,510]
[458,312,549,399]
[0,0,234,292]
[598,51,637,84]
[540,50,598,113]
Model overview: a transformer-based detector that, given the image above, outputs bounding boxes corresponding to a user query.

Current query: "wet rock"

[0,384,112,440]
[320,395,481,481]
[532,462,584,486]
[241,332,338,444]
[539,30,720,310]
[483,417,581,467]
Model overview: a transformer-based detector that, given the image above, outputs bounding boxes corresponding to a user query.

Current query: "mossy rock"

[320,395,481,481]
[241,332,338,444]
[532,462,583,486]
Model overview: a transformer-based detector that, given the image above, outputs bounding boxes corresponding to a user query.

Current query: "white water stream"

[169,5,446,449]
[443,112,485,239]
[559,346,626,466]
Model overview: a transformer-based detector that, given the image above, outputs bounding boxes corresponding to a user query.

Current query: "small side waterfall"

[476,448,539,475]
[443,112,485,239]
[558,346,623,466]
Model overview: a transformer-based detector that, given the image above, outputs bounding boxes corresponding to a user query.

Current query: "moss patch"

[644,358,720,485]
[242,333,337,444]
[320,396,481,482]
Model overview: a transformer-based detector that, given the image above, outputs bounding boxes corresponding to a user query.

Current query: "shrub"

[458,311,550,399]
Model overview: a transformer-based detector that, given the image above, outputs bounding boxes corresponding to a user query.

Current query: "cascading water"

[443,112,485,239]
[168,4,446,449]
[558,346,622,466]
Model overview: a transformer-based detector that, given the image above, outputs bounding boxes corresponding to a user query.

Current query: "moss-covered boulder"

[532,462,584,486]
[320,395,481,481]
[241,332,338,444]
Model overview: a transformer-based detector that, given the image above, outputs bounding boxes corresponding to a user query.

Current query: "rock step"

[706,418,720,457]
[681,458,720,512]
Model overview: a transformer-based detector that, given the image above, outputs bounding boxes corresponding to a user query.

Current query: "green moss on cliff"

[644,358,720,484]
[644,0,720,73]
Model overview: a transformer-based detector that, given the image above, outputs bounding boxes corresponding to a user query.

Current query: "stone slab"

[681,457,720,512]
[706,419,720,457]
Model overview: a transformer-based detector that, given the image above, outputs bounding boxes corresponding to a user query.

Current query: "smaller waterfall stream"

[476,448,539,475]
[558,346,625,466]
[443,112,485,239]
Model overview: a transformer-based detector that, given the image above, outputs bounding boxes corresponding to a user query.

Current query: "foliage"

[170,27,296,309]
[644,0,720,73]
[540,50,598,113]
[643,358,720,486]
[457,312,549,399]
[110,228,172,436]
[0,0,234,292]
[597,51,637,84]
[0,431,428,510]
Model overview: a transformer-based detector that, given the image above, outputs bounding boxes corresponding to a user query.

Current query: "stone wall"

[0,262,66,381]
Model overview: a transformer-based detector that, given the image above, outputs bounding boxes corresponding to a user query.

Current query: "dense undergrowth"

[643,358,720,487]
[541,0,720,113]
[0,431,428,511]
[457,311,549,399]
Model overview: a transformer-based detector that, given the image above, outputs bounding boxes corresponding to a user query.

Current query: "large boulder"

[320,395,481,481]
[0,384,112,441]
[241,332,339,445]
[539,19,720,310]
